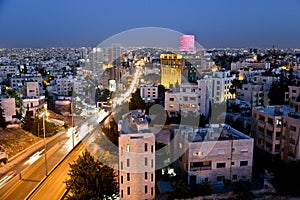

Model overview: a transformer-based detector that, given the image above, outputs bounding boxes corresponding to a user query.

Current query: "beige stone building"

[0,96,16,122]
[252,105,300,162]
[171,124,253,187]
[118,110,155,200]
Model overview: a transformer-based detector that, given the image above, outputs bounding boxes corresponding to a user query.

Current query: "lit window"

[192,152,203,156]
[126,144,130,152]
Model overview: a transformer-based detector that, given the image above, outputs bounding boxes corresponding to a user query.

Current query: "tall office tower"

[160,54,184,89]
[118,110,155,200]
[179,34,204,83]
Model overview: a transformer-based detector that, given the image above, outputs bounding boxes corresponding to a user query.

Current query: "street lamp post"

[71,99,75,148]
[43,110,48,176]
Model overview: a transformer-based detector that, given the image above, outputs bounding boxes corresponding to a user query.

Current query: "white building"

[118,110,155,200]
[0,66,19,81]
[205,70,236,104]
[23,81,40,97]
[10,74,42,90]
[171,124,253,188]
[0,96,16,122]
[237,83,270,107]
[140,84,158,103]
[21,96,46,118]
[54,76,74,96]
[164,79,209,118]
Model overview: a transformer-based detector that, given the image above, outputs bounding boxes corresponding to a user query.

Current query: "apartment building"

[237,83,270,107]
[10,73,42,90]
[0,96,16,122]
[0,66,19,81]
[252,105,300,162]
[205,70,236,104]
[140,84,158,103]
[22,81,40,97]
[164,79,209,118]
[171,124,253,188]
[285,85,300,112]
[21,96,46,118]
[54,76,73,96]
[118,110,155,200]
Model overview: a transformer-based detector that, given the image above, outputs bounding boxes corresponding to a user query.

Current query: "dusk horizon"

[0,0,299,49]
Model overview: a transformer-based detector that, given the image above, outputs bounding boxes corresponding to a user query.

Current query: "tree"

[22,110,34,132]
[65,151,118,200]
[233,180,254,200]
[0,107,7,128]
[272,160,300,196]
[129,89,145,110]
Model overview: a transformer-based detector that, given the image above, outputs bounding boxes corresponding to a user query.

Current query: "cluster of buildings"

[1,34,300,199]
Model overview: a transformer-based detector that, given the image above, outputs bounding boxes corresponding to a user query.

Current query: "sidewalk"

[0,129,67,176]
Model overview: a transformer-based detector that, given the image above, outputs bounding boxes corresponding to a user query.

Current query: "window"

[240,148,248,153]
[121,190,123,198]
[217,149,225,155]
[145,185,148,194]
[151,173,153,181]
[120,147,123,156]
[217,176,225,182]
[169,98,174,101]
[240,161,248,166]
[169,104,174,108]
[151,187,154,195]
[127,187,130,195]
[145,143,147,152]
[121,176,123,184]
[151,159,153,168]
[151,145,153,153]
[127,173,130,181]
[120,162,123,170]
[127,159,130,167]
[231,162,235,166]
[145,172,148,180]
[126,144,130,152]
[145,157,148,166]
[192,152,203,156]
[216,162,226,168]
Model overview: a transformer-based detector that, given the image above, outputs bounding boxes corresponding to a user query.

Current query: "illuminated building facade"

[160,54,184,89]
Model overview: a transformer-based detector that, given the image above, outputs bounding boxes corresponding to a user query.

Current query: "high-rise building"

[160,54,184,89]
[118,110,155,200]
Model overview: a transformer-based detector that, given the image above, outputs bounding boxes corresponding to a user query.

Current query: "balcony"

[257,121,265,128]
[190,166,212,171]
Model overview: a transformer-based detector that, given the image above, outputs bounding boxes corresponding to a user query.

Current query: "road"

[0,108,110,199]
[26,141,87,200]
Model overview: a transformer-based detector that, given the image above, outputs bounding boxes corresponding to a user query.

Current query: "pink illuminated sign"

[179,35,196,52]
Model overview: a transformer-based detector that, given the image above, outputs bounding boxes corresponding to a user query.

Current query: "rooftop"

[120,110,152,135]
[255,105,300,119]
[172,124,252,142]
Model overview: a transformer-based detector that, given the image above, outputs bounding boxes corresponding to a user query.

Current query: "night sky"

[0,0,299,48]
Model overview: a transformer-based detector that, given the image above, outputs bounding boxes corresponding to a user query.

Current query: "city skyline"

[0,0,300,48]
